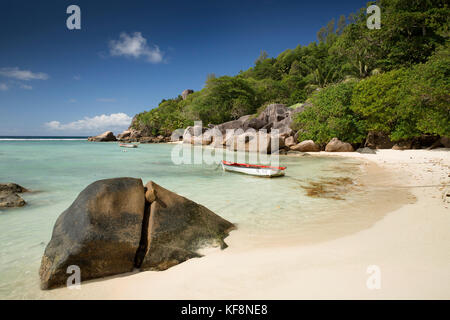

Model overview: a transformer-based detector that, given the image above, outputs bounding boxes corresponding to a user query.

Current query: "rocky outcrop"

[325,138,354,152]
[39,178,145,289]
[0,192,26,208]
[139,181,235,271]
[199,103,307,153]
[181,89,194,100]
[291,140,320,152]
[87,131,117,142]
[364,131,394,149]
[440,136,450,148]
[356,147,376,154]
[227,131,272,153]
[392,140,412,150]
[39,178,234,289]
[0,183,28,193]
[0,183,28,208]
[284,136,296,148]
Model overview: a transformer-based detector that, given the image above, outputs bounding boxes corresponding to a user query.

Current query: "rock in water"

[325,137,354,152]
[0,183,28,208]
[0,183,29,193]
[39,178,235,289]
[0,192,26,208]
[39,178,145,289]
[87,131,117,142]
[138,181,235,271]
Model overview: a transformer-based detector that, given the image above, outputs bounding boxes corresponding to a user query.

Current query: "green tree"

[293,81,365,144]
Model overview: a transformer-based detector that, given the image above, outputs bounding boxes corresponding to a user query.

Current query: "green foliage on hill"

[132,0,449,143]
[293,81,366,145]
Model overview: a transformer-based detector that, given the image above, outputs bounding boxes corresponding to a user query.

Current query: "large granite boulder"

[0,183,28,193]
[291,140,320,152]
[39,178,146,289]
[440,136,450,148]
[243,117,266,130]
[87,131,117,142]
[284,136,296,148]
[0,192,26,208]
[39,178,235,289]
[227,131,272,154]
[392,140,412,150]
[0,183,28,208]
[138,181,235,271]
[181,89,194,100]
[325,138,354,152]
[257,104,289,124]
[213,119,247,135]
[364,131,394,149]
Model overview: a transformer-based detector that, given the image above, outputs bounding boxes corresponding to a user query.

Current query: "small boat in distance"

[119,143,138,148]
[221,160,286,177]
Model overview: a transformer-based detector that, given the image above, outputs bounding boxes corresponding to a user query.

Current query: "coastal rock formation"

[0,183,28,208]
[0,192,26,208]
[365,131,394,149]
[0,183,28,193]
[39,178,145,289]
[227,131,272,153]
[356,147,376,154]
[39,178,234,289]
[138,181,235,271]
[325,138,354,152]
[284,136,296,148]
[291,140,320,152]
[440,136,450,148]
[181,89,194,100]
[87,131,117,142]
[392,140,412,150]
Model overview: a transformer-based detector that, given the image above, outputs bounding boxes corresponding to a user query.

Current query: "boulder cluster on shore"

[88,100,450,153]
[0,183,28,208]
[39,178,235,289]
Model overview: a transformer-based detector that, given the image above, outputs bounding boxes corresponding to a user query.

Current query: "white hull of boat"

[119,143,138,148]
[221,162,285,177]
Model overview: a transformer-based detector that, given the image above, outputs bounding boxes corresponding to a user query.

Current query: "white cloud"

[109,32,163,63]
[0,67,49,81]
[44,113,132,132]
[96,98,116,102]
[20,84,32,90]
[73,75,81,80]
[0,83,8,91]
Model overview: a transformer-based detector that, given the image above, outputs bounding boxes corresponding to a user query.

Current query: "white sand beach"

[45,149,450,300]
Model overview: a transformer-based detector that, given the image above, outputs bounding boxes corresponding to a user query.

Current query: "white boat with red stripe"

[221,160,286,177]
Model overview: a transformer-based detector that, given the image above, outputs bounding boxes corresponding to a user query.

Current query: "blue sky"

[0,0,367,136]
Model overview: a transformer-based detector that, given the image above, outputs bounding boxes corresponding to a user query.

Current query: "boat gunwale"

[222,160,286,171]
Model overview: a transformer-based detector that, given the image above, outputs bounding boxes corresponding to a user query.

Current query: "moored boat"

[221,160,286,177]
[119,143,138,148]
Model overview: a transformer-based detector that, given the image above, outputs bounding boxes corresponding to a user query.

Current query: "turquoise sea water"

[0,139,361,299]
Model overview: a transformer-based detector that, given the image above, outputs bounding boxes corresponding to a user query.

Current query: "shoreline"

[42,148,450,299]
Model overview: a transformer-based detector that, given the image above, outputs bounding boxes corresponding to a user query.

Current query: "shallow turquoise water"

[0,140,360,299]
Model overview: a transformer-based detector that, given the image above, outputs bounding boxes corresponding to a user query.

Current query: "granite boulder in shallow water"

[137,181,235,271]
[39,177,234,289]
[0,192,26,208]
[87,131,117,142]
[39,178,146,289]
[0,183,28,208]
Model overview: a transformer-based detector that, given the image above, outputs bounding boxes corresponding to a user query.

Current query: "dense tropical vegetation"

[132,0,449,144]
